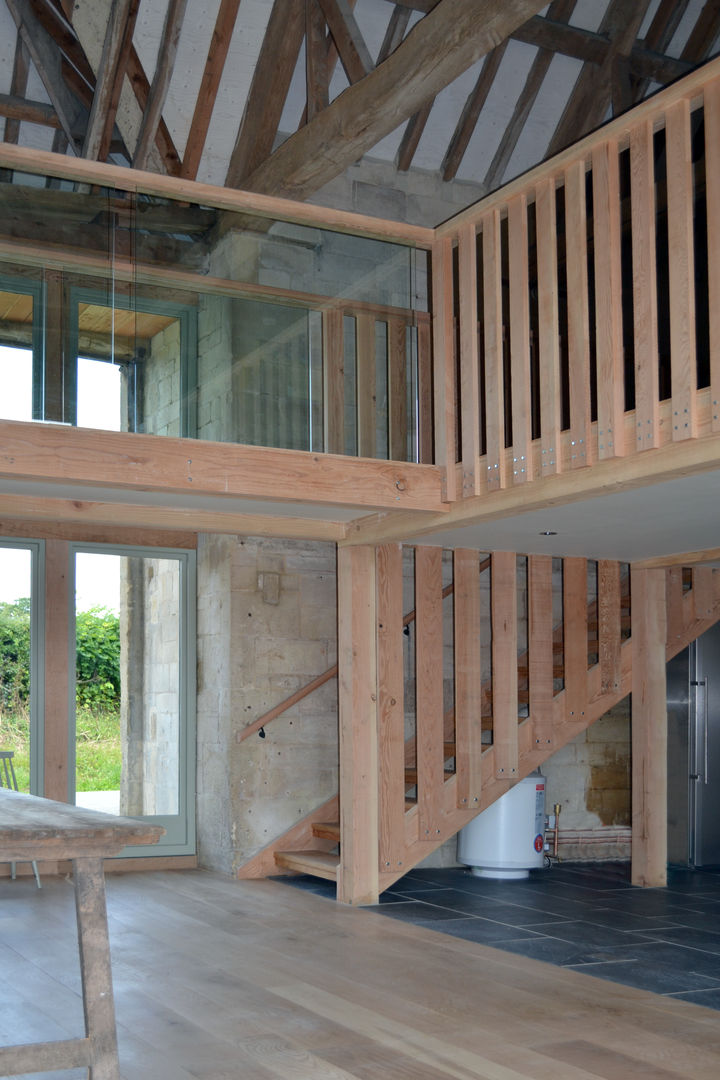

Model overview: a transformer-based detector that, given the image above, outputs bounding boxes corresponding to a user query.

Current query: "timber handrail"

[237,564,491,744]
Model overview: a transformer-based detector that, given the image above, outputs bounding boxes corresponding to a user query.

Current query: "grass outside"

[0,707,121,793]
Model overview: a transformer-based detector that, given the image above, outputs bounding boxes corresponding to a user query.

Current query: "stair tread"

[312,821,340,841]
[274,850,339,881]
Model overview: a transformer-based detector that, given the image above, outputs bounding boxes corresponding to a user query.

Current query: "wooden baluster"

[705,78,720,434]
[482,209,506,490]
[665,566,685,646]
[491,551,518,780]
[432,237,457,501]
[692,565,715,620]
[415,546,445,840]
[631,567,667,888]
[598,560,622,696]
[337,545,378,906]
[630,119,660,452]
[592,140,625,459]
[356,313,376,458]
[508,194,532,483]
[529,555,554,752]
[416,316,434,464]
[323,308,345,454]
[454,549,482,809]
[564,162,593,468]
[388,317,408,462]
[563,557,588,722]
[666,98,697,441]
[535,177,562,478]
[377,543,407,874]
[458,222,481,495]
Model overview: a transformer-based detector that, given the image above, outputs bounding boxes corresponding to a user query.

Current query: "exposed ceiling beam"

[317,0,373,82]
[3,35,31,148]
[241,0,548,201]
[27,0,96,84]
[631,0,690,104]
[681,0,720,62]
[442,41,507,182]
[377,4,412,64]
[482,0,576,195]
[306,0,330,122]
[179,0,241,180]
[395,99,432,172]
[225,0,305,187]
[299,0,359,129]
[81,0,136,160]
[125,47,181,175]
[133,0,187,170]
[5,0,85,152]
[547,0,652,158]
[95,0,139,162]
[0,92,60,129]
[71,0,166,172]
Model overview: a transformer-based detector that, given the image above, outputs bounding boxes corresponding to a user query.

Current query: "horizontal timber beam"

[0,420,447,514]
[0,494,346,543]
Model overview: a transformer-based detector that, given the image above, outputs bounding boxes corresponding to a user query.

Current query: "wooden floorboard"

[1,870,720,1078]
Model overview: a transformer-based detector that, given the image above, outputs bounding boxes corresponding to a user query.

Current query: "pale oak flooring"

[2,870,720,1079]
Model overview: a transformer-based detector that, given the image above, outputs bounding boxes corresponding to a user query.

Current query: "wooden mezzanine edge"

[344,394,720,546]
[0,418,447,520]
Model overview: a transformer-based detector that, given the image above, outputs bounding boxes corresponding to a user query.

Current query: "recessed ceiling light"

[539,530,557,536]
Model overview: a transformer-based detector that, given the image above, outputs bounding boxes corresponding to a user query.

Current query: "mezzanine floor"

[1,867,720,1079]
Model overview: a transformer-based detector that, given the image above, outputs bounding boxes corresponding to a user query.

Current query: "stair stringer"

[378,588,720,893]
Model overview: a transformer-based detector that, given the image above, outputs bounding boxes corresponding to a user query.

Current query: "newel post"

[337,545,379,905]
[630,566,668,887]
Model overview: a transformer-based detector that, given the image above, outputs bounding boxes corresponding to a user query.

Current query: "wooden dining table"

[0,788,164,1078]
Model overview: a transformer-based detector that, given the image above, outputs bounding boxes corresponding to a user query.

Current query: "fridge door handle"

[703,677,709,785]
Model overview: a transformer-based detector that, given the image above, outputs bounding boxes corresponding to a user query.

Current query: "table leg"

[73,857,120,1080]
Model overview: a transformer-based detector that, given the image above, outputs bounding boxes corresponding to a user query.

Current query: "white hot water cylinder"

[457,774,546,879]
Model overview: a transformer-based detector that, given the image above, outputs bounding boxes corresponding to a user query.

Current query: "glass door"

[0,540,43,794]
[71,544,195,856]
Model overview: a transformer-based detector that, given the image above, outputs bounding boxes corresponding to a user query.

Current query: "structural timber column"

[630,567,667,887]
[337,545,379,905]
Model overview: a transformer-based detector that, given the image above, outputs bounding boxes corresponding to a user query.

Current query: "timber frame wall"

[2,59,720,898]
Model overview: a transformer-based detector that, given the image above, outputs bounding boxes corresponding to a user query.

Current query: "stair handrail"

[237,562,491,744]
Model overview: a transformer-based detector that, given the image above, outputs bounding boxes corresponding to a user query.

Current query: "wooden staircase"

[239,552,720,903]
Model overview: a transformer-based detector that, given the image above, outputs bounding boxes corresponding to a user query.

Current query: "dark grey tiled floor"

[275,861,720,1009]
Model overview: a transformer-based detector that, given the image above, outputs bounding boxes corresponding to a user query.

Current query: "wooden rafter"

[395,100,432,172]
[630,0,690,105]
[298,0,359,129]
[377,3,412,64]
[306,0,330,122]
[317,0,373,83]
[179,0,241,180]
[681,0,720,62]
[5,0,85,152]
[225,0,305,187]
[27,0,95,84]
[482,0,576,195]
[546,0,653,158]
[242,0,548,200]
[0,93,60,129]
[3,35,31,148]
[442,42,507,182]
[82,0,136,160]
[125,47,181,175]
[133,0,187,170]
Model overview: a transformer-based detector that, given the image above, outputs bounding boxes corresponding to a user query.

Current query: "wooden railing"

[432,58,720,502]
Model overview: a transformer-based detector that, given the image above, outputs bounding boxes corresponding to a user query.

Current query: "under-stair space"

[238,552,720,904]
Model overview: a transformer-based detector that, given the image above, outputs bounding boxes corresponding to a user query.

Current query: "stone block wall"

[196,535,338,875]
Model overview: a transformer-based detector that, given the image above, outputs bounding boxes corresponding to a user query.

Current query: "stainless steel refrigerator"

[667,620,720,868]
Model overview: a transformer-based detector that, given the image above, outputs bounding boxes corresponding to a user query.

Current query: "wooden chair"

[0,751,41,888]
